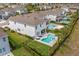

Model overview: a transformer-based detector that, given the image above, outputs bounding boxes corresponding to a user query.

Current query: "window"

[8,23,10,25]
[35,26,37,30]
[3,48,6,52]
[14,22,16,24]
[24,24,26,27]
[17,28,20,31]
[40,23,43,27]
[0,49,2,53]
[40,24,41,27]
[36,32,40,36]
[46,22,49,25]
[3,37,6,42]
[0,15,2,19]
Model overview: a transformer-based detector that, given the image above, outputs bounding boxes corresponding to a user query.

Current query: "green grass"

[47,29,63,35]
[12,47,32,56]
[3,12,78,56]
[6,30,39,56]
[7,31,31,46]
[25,4,40,13]
[5,30,50,56]
[27,41,50,56]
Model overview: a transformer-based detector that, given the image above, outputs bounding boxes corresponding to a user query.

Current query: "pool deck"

[48,24,64,30]
[35,33,58,47]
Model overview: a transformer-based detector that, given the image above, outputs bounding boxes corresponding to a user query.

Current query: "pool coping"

[34,34,58,47]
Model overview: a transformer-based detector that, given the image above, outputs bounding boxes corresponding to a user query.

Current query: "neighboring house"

[11,5,27,15]
[0,11,10,21]
[0,21,9,28]
[32,3,53,10]
[62,7,70,13]
[0,29,10,56]
[0,8,16,21]
[69,8,78,13]
[8,13,48,37]
[0,5,27,21]
[56,16,63,22]
[44,9,65,21]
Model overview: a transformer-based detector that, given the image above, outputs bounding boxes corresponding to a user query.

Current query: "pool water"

[60,21,70,24]
[41,34,55,43]
[48,24,56,29]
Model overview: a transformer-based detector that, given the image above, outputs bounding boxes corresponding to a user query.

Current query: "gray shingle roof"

[9,13,48,26]
[8,9,63,26]
[0,5,25,14]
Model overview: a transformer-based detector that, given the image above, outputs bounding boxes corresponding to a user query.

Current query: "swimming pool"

[41,34,55,43]
[48,24,64,30]
[47,24,57,30]
[60,21,70,24]
[35,33,58,47]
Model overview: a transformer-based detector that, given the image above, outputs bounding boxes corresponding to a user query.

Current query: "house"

[0,21,9,28]
[0,5,27,21]
[0,29,10,56]
[8,13,48,37]
[56,16,63,22]
[0,10,12,21]
[7,9,66,37]
[0,11,5,21]
[11,5,27,15]
[0,8,16,21]
[44,9,65,21]
[69,8,78,13]
[32,3,53,10]
[62,7,70,13]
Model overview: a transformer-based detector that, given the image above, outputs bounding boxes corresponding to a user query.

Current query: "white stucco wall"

[5,12,9,16]
[8,20,47,37]
[16,9,26,14]
[46,15,57,21]
[8,21,36,37]
[35,22,47,36]
[16,10,22,14]
[0,35,10,56]
[63,8,70,12]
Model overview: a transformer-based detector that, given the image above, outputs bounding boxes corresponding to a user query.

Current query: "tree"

[25,4,40,13]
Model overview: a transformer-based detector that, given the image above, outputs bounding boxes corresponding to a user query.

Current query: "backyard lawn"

[5,30,50,56]
[7,31,28,45]
[12,47,32,56]
[27,41,50,56]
